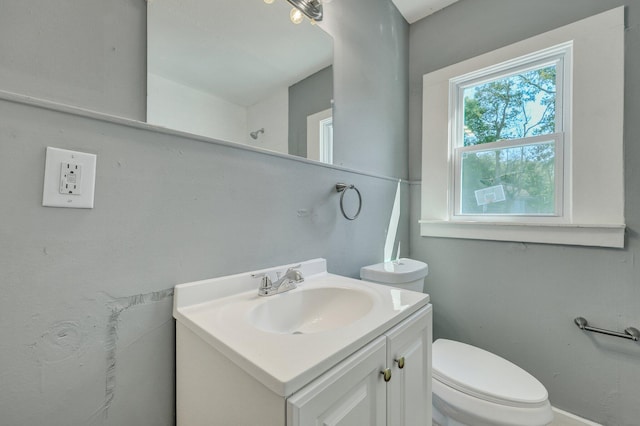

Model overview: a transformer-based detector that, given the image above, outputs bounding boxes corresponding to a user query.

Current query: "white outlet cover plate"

[43,147,97,208]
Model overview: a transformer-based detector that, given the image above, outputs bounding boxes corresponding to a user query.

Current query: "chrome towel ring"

[335,183,362,220]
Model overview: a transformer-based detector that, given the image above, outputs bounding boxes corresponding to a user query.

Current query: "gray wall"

[288,66,333,158]
[321,0,410,178]
[0,0,409,425]
[0,0,147,121]
[409,1,640,425]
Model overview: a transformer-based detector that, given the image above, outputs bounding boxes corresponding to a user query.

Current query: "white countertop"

[174,259,430,396]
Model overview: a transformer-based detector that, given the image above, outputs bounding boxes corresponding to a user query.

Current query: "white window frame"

[420,7,625,248]
[450,45,570,222]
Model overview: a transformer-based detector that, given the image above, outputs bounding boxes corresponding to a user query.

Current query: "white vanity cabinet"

[287,336,388,426]
[173,259,433,426]
[385,305,433,425]
[287,306,432,426]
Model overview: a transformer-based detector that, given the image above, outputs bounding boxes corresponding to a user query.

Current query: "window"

[452,46,569,220]
[420,7,625,247]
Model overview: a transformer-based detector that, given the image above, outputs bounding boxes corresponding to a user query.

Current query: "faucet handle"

[284,264,302,274]
[277,264,302,280]
[251,273,272,289]
[287,265,305,283]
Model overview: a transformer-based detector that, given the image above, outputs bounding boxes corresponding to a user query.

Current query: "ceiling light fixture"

[285,0,323,22]
[290,7,304,24]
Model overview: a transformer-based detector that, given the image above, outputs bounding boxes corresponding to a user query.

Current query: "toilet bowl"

[360,259,553,426]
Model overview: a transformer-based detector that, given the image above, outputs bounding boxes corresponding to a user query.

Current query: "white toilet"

[360,258,554,426]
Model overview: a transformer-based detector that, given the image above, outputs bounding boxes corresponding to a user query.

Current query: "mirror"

[147,0,334,163]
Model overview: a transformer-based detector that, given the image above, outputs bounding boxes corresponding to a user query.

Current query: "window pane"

[463,65,557,146]
[460,141,556,215]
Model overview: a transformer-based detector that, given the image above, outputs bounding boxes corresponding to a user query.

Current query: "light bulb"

[264,0,274,3]
[290,7,304,24]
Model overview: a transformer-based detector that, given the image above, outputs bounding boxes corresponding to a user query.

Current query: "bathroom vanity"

[174,259,432,425]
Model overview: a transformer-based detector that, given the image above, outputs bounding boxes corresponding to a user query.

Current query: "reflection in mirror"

[147,0,334,163]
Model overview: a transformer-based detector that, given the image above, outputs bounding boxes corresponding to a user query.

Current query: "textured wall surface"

[409,1,640,425]
[0,0,409,424]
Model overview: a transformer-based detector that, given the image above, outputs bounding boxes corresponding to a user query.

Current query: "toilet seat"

[432,377,553,426]
[433,339,548,408]
[432,339,553,426]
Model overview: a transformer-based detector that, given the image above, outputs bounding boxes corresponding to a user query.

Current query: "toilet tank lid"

[432,339,549,408]
[360,258,428,284]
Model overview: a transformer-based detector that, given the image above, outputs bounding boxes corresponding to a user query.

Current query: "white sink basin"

[248,287,374,335]
[173,259,429,396]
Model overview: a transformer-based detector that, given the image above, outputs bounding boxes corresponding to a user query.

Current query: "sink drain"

[292,331,304,335]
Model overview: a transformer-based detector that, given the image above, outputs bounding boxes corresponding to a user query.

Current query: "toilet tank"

[360,258,428,292]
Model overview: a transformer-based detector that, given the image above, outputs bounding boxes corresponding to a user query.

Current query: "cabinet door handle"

[380,368,392,382]
[394,357,405,369]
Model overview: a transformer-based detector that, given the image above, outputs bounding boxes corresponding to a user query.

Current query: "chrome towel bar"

[574,317,640,341]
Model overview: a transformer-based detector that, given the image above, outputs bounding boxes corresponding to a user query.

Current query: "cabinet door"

[386,305,433,426]
[287,336,387,426]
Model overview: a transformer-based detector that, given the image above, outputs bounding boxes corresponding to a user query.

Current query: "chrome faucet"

[252,265,305,297]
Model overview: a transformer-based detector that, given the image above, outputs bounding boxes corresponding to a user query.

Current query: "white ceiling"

[391,0,459,24]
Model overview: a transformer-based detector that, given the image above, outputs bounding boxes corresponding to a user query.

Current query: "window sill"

[419,220,625,248]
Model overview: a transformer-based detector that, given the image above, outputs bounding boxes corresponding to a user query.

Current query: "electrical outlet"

[43,147,96,208]
[59,162,82,195]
